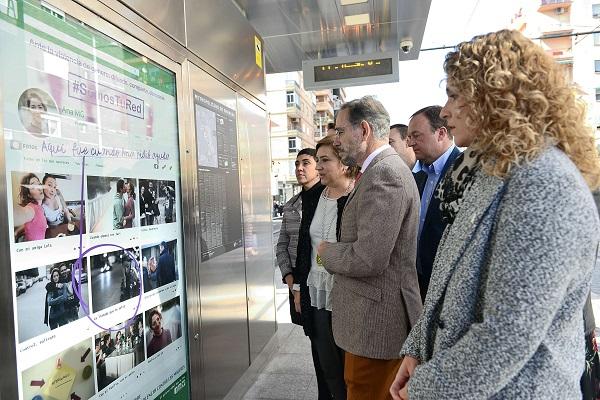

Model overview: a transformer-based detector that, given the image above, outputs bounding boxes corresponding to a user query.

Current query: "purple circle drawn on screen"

[71,156,143,332]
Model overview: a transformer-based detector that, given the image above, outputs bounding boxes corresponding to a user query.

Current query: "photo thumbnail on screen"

[139,179,176,226]
[90,247,140,313]
[17,88,61,138]
[11,172,85,243]
[87,176,138,232]
[16,259,90,343]
[94,313,145,392]
[21,338,95,400]
[141,239,178,293]
[145,296,182,358]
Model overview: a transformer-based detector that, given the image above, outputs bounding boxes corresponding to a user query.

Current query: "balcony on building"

[285,80,302,117]
[540,28,573,63]
[538,0,572,13]
[545,47,573,62]
[315,90,335,117]
[287,122,314,146]
[288,118,301,131]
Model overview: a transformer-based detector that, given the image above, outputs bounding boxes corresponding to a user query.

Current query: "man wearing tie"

[317,96,422,400]
[408,105,460,301]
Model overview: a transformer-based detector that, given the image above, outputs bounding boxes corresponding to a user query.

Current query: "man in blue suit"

[408,106,461,301]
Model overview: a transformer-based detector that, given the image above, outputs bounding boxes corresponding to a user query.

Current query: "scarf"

[435,147,480,224]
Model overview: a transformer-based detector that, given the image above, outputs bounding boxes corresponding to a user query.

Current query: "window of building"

[595,60,600,73]
[596,88,600,101]
[286,91,295,106]
[594,4,600,18]
[288,137,298,153]
[595,33,600,46]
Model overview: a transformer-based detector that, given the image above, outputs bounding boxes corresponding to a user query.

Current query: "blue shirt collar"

[412,145,455,175]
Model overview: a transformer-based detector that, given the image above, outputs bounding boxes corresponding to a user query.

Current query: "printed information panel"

[193,91,242,261]
[0,1,189,399]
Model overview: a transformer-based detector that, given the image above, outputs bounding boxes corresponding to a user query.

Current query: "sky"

[344,0,521,124]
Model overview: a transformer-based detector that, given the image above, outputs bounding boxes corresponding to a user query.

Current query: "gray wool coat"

[401,147,600,399]
[321,147,423,359]
[276,191,302,280]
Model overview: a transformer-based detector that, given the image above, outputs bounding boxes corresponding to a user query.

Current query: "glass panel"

[1,1,189,399]
[595,60,600,72]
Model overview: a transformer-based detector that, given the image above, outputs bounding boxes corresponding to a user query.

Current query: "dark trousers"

[310,307,346,400]
[417,272,430,302]
[310,338,331,400]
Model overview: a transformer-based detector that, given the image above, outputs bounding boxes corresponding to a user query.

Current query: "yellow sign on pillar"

[254,36,263,69]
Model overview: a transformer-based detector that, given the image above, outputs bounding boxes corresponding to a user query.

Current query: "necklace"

[320,193,337,241]
[324,179,354,199]
[316,194,337,267]
[316,180,354,267]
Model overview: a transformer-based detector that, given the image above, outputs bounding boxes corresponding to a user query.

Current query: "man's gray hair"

[340,96,390,140]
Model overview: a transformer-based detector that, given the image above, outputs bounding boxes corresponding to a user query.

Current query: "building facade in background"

[267,72,317,202]
[267,72,345,203]
[512,0,600,139]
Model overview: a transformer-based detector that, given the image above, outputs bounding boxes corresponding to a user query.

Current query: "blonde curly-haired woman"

[391,29,600,400]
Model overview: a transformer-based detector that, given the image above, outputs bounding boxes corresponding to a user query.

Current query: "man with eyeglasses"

[408,105,460,301]
[317,96,422,400]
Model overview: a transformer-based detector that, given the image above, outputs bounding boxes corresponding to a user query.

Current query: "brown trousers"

[344,352,401,400]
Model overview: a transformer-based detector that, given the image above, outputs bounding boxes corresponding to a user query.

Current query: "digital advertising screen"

[0,1,189,399]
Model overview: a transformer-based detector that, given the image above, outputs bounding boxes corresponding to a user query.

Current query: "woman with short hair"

[295,135,359,399]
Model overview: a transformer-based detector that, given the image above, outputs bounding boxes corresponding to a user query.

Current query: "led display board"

[313,57,394,82]
[303,51,399,90]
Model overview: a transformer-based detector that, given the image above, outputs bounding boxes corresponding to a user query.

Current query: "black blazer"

[413,146,461,300]
[292,183,348,337]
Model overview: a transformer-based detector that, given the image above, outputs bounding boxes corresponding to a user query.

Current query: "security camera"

[400,39,413,54]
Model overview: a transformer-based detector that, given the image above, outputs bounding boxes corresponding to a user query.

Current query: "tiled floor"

[241,323,317,400]
[240,242,318,400]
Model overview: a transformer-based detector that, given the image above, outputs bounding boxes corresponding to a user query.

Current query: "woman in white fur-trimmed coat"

[390,29,600,400]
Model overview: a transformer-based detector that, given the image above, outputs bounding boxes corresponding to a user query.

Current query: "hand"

[293,290,301,313]
[284,274,294,290]
[390,356,419,400]
[317,241,327,257]
[399,386,409,400]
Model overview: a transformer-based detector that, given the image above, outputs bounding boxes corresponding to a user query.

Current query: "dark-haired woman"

[44,268,68,329]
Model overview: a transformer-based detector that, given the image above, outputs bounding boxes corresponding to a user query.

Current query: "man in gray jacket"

[318,96,422,400]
